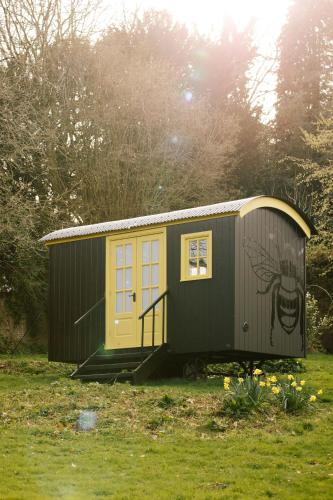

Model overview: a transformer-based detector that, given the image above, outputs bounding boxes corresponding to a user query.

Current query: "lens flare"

[183,90,193,102]
[77,410,97,431]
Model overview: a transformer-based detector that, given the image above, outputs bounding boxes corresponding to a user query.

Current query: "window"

[180,230,212,281]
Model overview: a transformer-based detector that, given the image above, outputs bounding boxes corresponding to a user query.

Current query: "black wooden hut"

[40,195,316,382]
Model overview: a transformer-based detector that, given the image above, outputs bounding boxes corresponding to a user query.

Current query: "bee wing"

[243,237,280,282]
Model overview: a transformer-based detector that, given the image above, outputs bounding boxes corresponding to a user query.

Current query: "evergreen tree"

[276,0,333,158]
[296,112,333,314]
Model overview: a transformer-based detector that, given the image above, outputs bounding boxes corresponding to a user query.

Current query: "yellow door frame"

[105,227,167,350]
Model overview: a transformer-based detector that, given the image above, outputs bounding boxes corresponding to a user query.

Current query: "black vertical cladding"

[48,237,105,362]
[234,208,306,358]
[167,217,235,354]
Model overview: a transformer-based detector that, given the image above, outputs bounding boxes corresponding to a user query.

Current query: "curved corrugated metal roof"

[40,195,316,243]
[40,196,256,243]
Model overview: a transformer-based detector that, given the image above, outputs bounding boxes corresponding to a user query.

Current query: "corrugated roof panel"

[40,196,258,243]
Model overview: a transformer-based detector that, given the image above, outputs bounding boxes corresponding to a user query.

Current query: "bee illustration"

[243,237,305,349]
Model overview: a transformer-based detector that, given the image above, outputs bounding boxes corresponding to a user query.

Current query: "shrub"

[208,358,306,377]
[306,292,332,351]
[261,358,306,374]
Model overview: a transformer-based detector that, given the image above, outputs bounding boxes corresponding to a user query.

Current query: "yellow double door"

[105,229,166,350]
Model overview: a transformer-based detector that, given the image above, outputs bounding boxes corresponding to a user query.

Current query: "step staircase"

[70,344,168,384]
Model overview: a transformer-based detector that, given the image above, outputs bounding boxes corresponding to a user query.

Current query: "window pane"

[189,239,198,257]
[199,258,207,275]
[151,240,159,262]
[151,264,159,286]
[189,258,198,276]
[142,289,150,310]
[125,292,133,313]
[142,265,150,287]
[125,244,132,265]
[142,242,150,264]
[116,245,123,266]
[199,239,207,257]
[116,269,123,290]
[116,292,123,313]
[125,268,132,289]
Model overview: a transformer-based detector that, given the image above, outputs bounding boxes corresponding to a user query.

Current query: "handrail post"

[76,324,80,368]
[152,305,155,348]
[162,295,165,344]
[141,316,145,352]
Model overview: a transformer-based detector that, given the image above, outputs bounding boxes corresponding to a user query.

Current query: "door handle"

[129,291,136,302]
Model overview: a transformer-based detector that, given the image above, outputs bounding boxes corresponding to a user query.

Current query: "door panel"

[137,233,165,347]
[106,238,137,349]
[105,230,165,349]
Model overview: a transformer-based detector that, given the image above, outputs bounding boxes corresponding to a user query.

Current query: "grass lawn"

[1,353,333,499]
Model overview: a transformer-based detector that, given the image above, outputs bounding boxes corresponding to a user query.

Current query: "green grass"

[1,353,333,499]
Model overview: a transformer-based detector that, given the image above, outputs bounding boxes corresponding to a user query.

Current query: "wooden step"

[93,352,147,363]
[70,344,168,383]
[98,347,153,356]
[81,361,141,372]
[71,371,131,381]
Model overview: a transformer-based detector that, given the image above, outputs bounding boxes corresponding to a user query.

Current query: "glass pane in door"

[140,239,160,312]
[115,242,134,315]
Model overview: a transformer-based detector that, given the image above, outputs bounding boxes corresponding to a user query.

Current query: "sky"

[117,1,291,38]
[107,1,293,118]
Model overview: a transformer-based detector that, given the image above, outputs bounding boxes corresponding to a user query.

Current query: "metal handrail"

[74,296,105,326]
[73,296,105,365]
[139,290,168,352]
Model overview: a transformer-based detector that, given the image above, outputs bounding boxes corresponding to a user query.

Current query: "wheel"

[183,358,206,379]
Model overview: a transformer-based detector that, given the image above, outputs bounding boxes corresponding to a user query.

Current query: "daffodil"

[266,381,271,387]
[296,386,302,392]
[287,374,294,381]
[270,375,277,383]
[272,386,281,395]
[259,381,266,388]
[291,381,297,387]
[238,377,244,384]
[253,368,263,376]
[309,395,317,402]
[317,389,323,396]
[224,377,231,384]
[300,380,306,386]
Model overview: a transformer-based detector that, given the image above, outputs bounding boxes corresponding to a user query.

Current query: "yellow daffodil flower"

[296,386,302,392]
[287,374,294,381]
[309,395,317,402]
[224,377,231,384]
[291,381,297,387]
[317,389,323,395]
[270,375,277,383]
[300,380,306,386]
[253,368,263,376]
[266,381,271,387]
[272,386,281,395]
[259,381,266,388]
